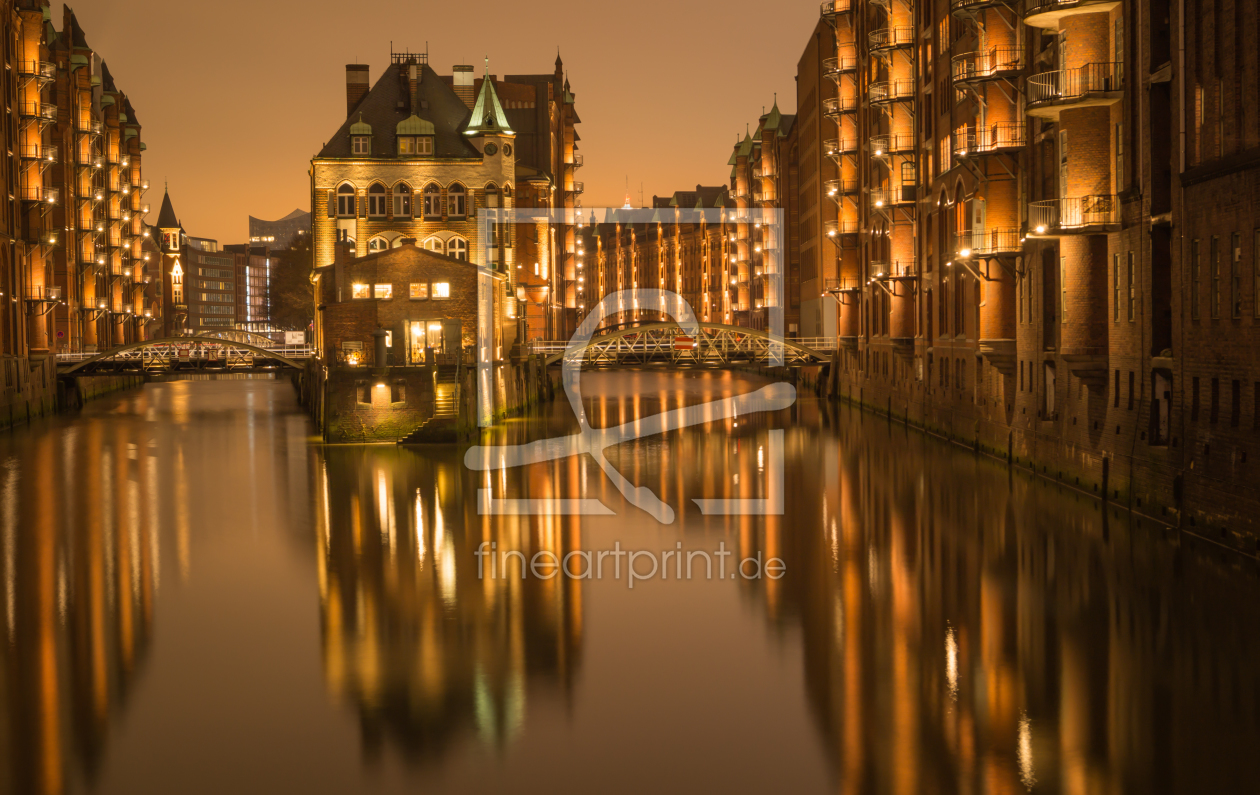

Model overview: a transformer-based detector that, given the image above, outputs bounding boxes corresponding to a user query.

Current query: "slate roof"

[317,62,481,159]
[155,191,180,229]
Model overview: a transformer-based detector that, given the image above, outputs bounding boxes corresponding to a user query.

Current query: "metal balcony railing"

[870,133,915,156]
[572,154,584,168]
[958,227,1022,256]
[1029,195,1119,231]
[824,219,860,237]
[872,185,916,208]
[19,186,57,204]
[26,285,61,302]
[822,52,859,80]
[571,181,584,194]
[78,119,104,135]
[18,60,56,80]
[1024,0,1118,22]
[950,0,1009,11]
[18,143,58,163]
[869,79,916,104]
[823,138,859,158]
[823,95,858,117]
[1027,63,1123,106]
[19,103,57,122]
[951,48,1024,83]
[820,0,853,17]
[824,178,859,198]
[952,122,1026,157]
[869,26,915,52]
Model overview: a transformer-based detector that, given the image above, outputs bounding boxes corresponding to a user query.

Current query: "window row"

[363,235,468,261]
[334,181,511,220]
[351,282,452,301]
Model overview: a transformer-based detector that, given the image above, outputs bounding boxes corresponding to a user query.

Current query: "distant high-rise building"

[249,209,309,249]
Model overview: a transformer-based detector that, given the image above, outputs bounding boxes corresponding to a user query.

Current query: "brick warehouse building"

[310,49,581,351]
[783,0,1260,545]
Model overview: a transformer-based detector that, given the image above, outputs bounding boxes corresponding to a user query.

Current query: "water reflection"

[315,445,583,764]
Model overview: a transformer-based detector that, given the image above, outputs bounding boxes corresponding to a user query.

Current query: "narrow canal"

[0,373,1256,794]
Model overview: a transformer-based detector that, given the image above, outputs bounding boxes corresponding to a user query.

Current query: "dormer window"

[397,136,433,156]
[352,136,371,155]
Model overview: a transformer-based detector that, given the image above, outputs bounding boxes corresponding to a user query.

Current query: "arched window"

[422,184,441,218]
[448,183,466,218]
[502,184,512,198]
[368,183,387,218]
[337,183,355,217]
[368,236,388,253]
[392,183,411,217]
[448,236,468,261]
[422,236,444,253]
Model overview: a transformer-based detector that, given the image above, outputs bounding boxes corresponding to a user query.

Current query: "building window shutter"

[326,191,336,218]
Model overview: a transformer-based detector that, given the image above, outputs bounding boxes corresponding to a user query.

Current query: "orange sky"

[79,0,818,243]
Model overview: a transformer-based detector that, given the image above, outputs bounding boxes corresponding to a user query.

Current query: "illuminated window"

[432,282,450,299]
[337,184,355,217]
[410,282,429,300]
[422,183,441,217]
[351,283,370,299]
[374,284,392,300]
[368,237,388,253]
[448,237,468,261]
[398,136,415,155]
[448,184,466,218]
[392,183,411,216]
[368,184,386,217]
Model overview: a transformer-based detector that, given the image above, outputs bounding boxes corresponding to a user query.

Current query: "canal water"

[0,373,1257,794]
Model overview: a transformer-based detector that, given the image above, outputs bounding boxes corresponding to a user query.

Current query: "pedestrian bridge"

[530,323,836,368]
[57,334,314,374]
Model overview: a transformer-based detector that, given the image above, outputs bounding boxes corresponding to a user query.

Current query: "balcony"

[869,26,915,53]
[869,79,915,105]
[19,186,58,204]
[872,185,916,209]
[1028,195,1119,234]
[957,227,1023,257]
[824,218,860,238]
[571,181,584,194]
[824,178,859,201]
[1024,0,1121,29]
[19,103,57,123]
[823,137,859,159]
[78,119,104,136]
[870,133,915,157]
[19,143,58,163]
[820,0,853,21]
[571,154,584,168]
[823,95,858,119]
[951,48,1023,87]
[17,60,56,82]
[952,122,1026,158]
[951,0,1020,12]
[822,48,859,81]
[1026,63,1123,117]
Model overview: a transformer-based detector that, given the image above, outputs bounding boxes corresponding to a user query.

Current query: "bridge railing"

[56,343,317,365]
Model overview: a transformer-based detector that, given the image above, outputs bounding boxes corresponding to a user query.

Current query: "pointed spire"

[764,97,783,132]
[464,58,513,136]
[156,189,180,229]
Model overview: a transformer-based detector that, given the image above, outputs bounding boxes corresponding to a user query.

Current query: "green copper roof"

[119,112,128,122]
[464,62,513,136]
[397,114,435,136]
[764,101,783,132]
[100,96,114,107]
[736,132,754,158]
[349,114,372,135]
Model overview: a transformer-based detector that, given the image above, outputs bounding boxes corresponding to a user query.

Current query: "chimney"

[346,64,370,116]
[408,64,419,113]
[453,64,475,109]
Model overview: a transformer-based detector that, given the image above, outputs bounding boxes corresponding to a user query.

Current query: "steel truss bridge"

[531,323,837,368]
[57,333,314,375]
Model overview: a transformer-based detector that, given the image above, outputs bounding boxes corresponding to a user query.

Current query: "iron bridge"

[530,323,837,368]
[57,334,314,374]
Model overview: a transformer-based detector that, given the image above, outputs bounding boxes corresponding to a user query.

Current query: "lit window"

[368,184,386,217]
[448,237,468,261]
[410,282,429,300]
[337,184,355,217]
[393,184,411,216]
[448,184,466,218]
[352,136,371,155]
[374,284,392,300]
[368,237,388,253]
[351,283,370,299]
[432,282,450,298]
[398,136,415,155]
[423,184,441,218]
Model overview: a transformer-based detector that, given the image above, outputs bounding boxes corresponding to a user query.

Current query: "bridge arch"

[541,322,831,367]
[60,336,306,374]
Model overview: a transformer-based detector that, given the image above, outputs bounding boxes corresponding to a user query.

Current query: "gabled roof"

[317,63,480,159]
[155,191,180,229]
[763,100,783,132]
[464,62,513,136]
